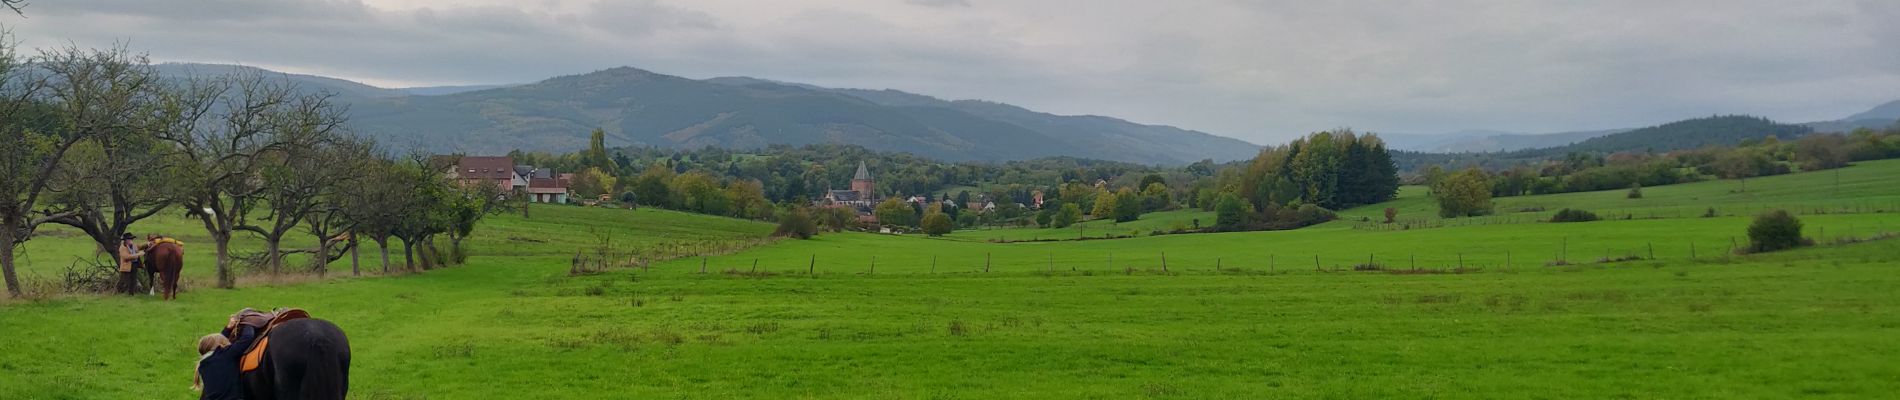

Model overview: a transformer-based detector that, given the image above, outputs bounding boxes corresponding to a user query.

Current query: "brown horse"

[142,239,183,300]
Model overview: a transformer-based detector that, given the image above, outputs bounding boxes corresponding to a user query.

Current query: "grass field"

[3,160,1899,398]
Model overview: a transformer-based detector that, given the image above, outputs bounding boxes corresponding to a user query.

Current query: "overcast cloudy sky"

[8,0,1898,143]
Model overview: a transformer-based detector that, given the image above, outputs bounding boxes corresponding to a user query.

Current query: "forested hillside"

[156,65,1260,164]
[1394,115,1816,171]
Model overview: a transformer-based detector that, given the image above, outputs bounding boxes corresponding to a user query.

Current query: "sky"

[7,0,1898,144]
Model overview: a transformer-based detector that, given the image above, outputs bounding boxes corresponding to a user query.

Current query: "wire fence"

[1352,201,1900,231]
[634,229,1900,279]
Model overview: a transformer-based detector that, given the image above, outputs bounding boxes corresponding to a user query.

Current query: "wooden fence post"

[985,253,991,273]
[931,255,937,274]
[751,258,758,274]
[700,256,707,274]
[1161,251,1168,272]
[1314,254,1320,272]
[870,256,876,275]
[809,254,815,276]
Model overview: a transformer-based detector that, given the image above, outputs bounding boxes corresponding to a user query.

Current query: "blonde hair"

[197,333,230,355]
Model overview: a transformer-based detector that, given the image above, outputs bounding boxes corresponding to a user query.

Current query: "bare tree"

[339,157,410,273]
[163,72,311,288]
[38,45,180,265]
[250,90,348,274]
[304,137,374,276]
[0,34,63,297]
[3,0,27,17]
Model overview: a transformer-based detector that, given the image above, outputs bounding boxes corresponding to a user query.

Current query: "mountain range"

[155,63,1261,164]
[153,63,1896,162]
[1385,101,1898,153]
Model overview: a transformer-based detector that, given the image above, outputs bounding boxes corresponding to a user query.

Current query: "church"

[821,161,878,209]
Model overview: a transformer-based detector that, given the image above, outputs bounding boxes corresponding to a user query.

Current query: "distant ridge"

[155,65,1260,164]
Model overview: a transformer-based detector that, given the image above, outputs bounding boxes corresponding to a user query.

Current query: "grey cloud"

[906,0,971,8]
[7,0,1897,144]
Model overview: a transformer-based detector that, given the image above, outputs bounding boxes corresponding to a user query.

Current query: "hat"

[120,233,136,241]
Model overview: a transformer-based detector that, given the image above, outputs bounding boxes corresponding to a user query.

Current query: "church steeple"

[850,161,875,198]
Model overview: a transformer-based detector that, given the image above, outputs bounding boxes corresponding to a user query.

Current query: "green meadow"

[4,160,1900,398]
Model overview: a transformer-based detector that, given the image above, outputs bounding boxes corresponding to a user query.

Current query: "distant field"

[945,209,1215,242]
[10,206,774,286]
[3,159,1900,398]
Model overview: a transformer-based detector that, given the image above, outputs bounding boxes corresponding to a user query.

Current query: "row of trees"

[1426,126,1900,203]
[0,44,501,296]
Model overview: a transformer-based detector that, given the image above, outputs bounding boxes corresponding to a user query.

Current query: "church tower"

[850,161,875,199]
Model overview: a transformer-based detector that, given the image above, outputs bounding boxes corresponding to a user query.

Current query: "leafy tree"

[631,162,673,208]
[1747,210,1808,253]
[570,167,617,201]
[585,127,616,172]
[956,212,978,228]
[1214,192,1250,230]
[1090,189,1117,219]
[1433,168,1494,218]
[818,206,856,232]
[1113,188,1142,222]
[1033,208,1053,227]
[774,208,818,239]
[1141,182,1170,211]
[921,212,954,236]
[1138,174,1166,189]
[874,198,915,227]
[725,179,768,219]
[1052,203,1081,228]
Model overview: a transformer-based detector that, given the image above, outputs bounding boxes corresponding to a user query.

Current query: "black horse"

[243,319,352,400]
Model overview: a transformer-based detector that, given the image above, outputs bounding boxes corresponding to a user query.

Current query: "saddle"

[233,308,311,373]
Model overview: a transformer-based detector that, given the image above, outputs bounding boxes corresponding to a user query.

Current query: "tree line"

[1425,124,1900,218]
[1,44,504,296]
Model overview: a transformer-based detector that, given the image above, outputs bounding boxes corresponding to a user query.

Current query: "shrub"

[1033,209,1053,227]
[1549,208,1600,223]
[1214,193,1250,230]
[956,212,978,228]
[1747,210,1811,253]
[1626,183,1643,199]
[921,213,955,236]
[773,209,819,239]
[1383,207,1397,223]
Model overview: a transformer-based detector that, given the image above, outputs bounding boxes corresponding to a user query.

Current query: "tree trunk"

[450,235,464,267]
[349,235,361,277]
[265,237,283,275]
[418,236,437,270]
[1,218,20,297]
[313,235,329,277]
[215,233,234,289]
[401,239,415,272]
[376,236,391,274]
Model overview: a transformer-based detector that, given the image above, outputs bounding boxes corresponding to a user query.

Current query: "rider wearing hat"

[116,233,144,295]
